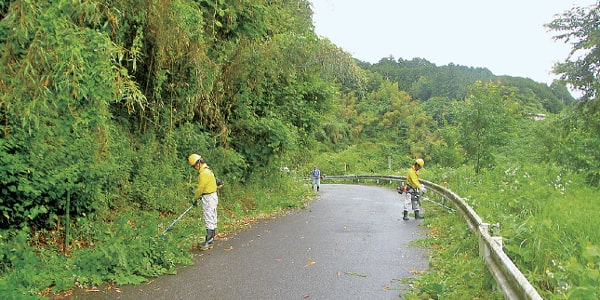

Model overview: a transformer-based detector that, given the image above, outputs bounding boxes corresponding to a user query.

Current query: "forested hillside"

[1,0,599,298]
[0,0,352,296]
[0,0,340,229]
[365,56,575,113]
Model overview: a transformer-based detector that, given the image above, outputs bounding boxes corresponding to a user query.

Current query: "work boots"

[403,211,424,220]
[403,211,409,220]
[200,229,215,251]
[415,210,424,219]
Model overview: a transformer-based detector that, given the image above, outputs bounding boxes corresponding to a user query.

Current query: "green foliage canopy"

[546,2,600,99]
[454,81,518,173]
[0,0,333,231]
[546,2,600,185]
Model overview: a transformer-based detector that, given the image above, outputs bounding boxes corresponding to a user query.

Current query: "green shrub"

[70,211,191,286]
[0,209,195,298]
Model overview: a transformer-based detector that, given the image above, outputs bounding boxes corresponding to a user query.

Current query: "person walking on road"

[403,158,427,220]
[188,154,219,250]
[311,166,321,192]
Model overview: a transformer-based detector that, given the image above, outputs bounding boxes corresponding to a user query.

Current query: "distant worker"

[188,154,219,250]
[311,166,321,192]
[403,158,427,220]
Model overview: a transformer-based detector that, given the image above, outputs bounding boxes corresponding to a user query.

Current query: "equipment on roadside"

[397,185,408,193]
[162,204,195,235]
[399,181,427,220]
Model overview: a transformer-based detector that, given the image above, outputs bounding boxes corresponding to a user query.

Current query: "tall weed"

[0,211,194,298]
[402,203,504,299]
[430,163,600,298]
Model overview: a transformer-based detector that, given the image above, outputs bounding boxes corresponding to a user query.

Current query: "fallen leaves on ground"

[304,261,316,267]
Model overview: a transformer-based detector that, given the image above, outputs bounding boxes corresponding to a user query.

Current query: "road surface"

[70,184,429,299]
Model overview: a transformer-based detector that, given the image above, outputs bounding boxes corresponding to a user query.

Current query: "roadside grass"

[0,171,314,299]
[399,199,504,300]
[429,164,600,299]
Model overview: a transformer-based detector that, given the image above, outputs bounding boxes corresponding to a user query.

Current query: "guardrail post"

[478,224,504,253]
[478,223,504,258]
[479,223,490,258]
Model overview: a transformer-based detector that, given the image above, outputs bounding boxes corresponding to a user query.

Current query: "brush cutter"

[162,204,195,235]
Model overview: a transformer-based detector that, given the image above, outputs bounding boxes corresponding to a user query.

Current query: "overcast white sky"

[310,0,596,86]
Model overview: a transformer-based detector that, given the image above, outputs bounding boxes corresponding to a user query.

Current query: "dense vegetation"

[0,0,598,298]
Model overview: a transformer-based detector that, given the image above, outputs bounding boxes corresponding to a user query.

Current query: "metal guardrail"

[322,175,543,300]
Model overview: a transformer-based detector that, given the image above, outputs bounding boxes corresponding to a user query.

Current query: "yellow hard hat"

[416,158,425,167]
[188,154,203,166]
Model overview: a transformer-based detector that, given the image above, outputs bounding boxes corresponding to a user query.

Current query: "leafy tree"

[411,75,434,100]
[454,81,518,174]
[0,0,133,228]
[422,96,454,126]
[546,2,600,99]
[546,2,600,185]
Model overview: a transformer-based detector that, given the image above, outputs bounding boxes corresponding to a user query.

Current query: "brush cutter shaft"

[162,205,194,235]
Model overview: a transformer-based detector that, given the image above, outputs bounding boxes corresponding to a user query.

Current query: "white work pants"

[202,192,219,230]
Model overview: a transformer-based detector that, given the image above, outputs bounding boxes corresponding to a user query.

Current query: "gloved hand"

[420,186,427,194]
[191,199,199,207]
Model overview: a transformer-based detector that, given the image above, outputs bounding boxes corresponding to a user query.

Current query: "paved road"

[71,184,429,299]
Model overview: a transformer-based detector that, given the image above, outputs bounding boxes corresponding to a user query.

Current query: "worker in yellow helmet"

[188,154,219,250]
[403,158,427,220]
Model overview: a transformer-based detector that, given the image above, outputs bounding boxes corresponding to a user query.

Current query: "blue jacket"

[311,169,321,179]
